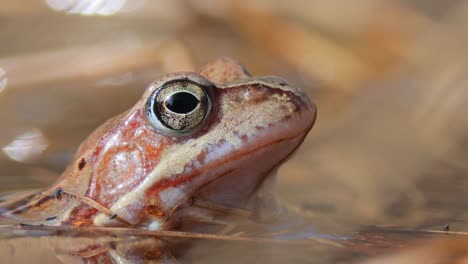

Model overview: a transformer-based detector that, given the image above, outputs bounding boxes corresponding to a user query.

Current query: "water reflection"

[0,225,338,263]
[3,224,458,263]
[0,68,6,93]
[2,129,48,162]
[45,0,145,16]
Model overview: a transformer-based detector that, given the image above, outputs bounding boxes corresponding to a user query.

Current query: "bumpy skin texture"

[1,58,316,231]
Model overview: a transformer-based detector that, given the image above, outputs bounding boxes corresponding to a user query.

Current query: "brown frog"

[0,57,316,234]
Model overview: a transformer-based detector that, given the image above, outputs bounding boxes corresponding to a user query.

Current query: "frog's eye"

[147,78,213,136]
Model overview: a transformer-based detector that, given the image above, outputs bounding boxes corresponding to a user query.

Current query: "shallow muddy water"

[1,1,468,263]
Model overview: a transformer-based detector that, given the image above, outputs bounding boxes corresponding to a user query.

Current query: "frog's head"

[5,58,316,230]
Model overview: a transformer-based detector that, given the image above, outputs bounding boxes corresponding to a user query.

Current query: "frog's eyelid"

[145,73,214,96]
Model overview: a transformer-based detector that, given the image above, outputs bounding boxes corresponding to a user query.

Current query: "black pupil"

[165,92,199,114]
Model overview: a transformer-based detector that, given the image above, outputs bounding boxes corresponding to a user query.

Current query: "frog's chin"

[167,130,308,231]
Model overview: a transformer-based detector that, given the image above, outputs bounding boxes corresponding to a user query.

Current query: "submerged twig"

[0,224,344,248]
[59,190,132,227]
[368,226,468,236]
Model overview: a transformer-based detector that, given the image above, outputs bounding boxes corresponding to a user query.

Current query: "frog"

[0,57,316,233]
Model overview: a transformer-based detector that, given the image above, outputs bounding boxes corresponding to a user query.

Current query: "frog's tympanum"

[0,58,316,233]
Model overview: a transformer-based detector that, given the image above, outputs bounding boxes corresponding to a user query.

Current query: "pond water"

[1,1,468,263]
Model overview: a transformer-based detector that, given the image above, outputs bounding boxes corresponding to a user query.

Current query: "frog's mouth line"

[169,127,312,224]
[200,106,315,190]
[162,101,316,216]
[221,128,310,187]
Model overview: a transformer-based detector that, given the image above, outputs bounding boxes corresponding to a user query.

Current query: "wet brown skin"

[1,58,316,231]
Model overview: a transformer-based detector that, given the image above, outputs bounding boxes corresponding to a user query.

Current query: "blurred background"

[1,0,468,262]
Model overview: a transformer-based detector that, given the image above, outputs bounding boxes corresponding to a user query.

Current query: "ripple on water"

[0,68,7,93]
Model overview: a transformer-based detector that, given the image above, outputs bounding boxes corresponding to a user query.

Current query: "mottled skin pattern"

[0,58,316,232]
